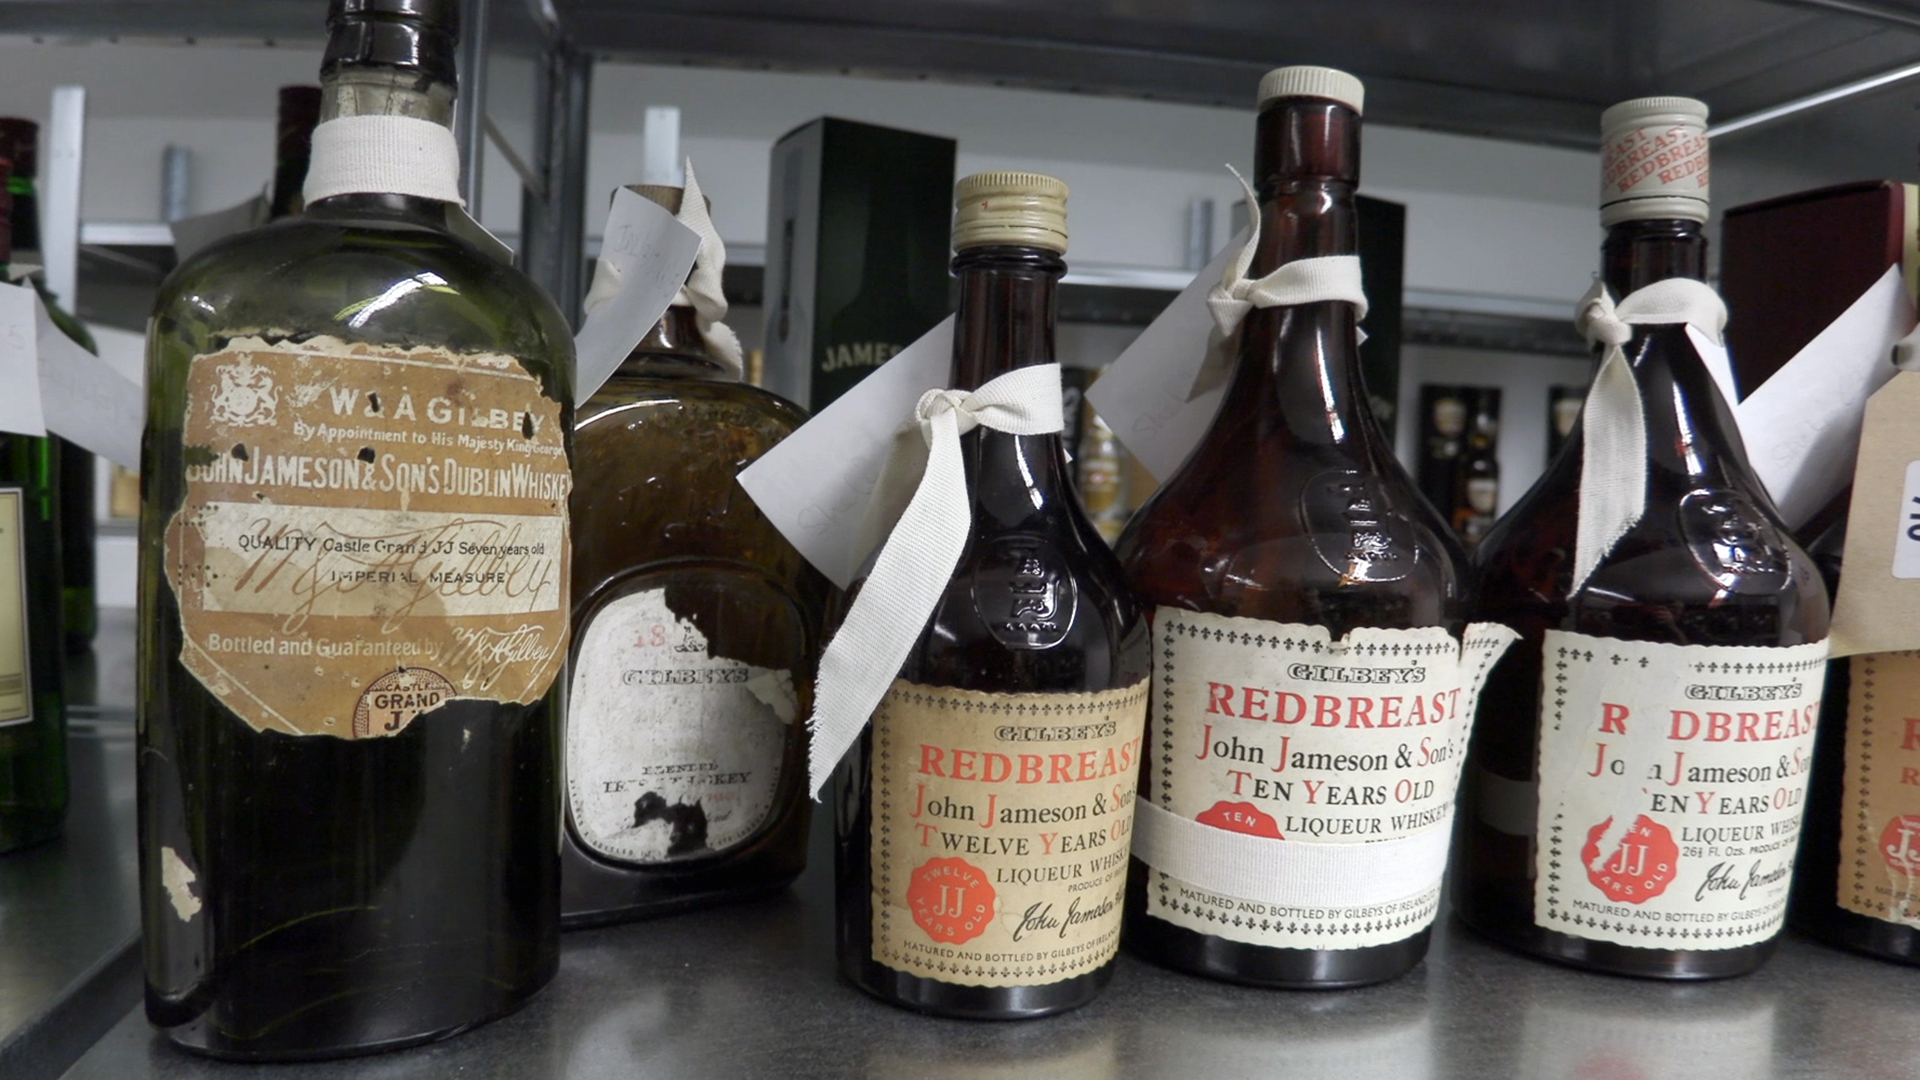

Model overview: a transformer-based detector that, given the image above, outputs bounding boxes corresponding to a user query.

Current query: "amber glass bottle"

[1116,67,1465,989]
[565,183,826,926]
[1456,98,1829,979]
[833,173,1150,1019]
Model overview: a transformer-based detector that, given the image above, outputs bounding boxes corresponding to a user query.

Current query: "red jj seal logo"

[907,858,995,944]
[1881,815,1920,874]
[1581,815,1678,903]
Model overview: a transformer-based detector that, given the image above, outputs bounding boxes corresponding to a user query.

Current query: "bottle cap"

[322,0,459,81]
[625,183,685,215]
[1599,95,1709,226]
[1258,66,1365,115]
[952,171,1068,253]
[0,119,36,179]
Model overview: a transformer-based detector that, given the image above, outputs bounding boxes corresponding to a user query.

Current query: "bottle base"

[1455,904,1774,980]
[155,977,547,1063]
[1790,908,1920,968]
[839,955,1112,1020]
[0,810,66,853]
[560,873,799,930]
[1122,908,1428,989]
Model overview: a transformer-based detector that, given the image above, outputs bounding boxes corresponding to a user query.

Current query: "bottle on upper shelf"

[1451,389,1500,552]
[1115,65,1488,989]
[0,157,67,854]
[269,85,323,220]
[1455,97,1830,979]
[563,176,827,926]
[830,172,1151,1019]
[0,117,99,656]
[138,0,573,1057]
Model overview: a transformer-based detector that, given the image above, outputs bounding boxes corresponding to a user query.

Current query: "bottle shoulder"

[578,374,806,431]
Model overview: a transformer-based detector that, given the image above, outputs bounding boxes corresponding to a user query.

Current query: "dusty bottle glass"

[833,173,1150,1019]
[1456,98,1829,979]
[0,160,67,853]
[564,183,826,926]
[1117,68,1466,989]
[138,0,571,1057]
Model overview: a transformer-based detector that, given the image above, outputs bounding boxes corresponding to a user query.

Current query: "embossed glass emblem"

[971,534,1078,649]
[1677,488,1789,593]
[1301,468,1416,583]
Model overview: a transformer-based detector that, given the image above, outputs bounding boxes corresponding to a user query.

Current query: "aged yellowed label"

[163,335,571,738]
[0,488,27,725]
[869,679,1148,988]
[1838,651,1920,926]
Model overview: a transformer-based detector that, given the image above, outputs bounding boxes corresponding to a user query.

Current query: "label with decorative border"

[1142,609,1511,950]
[1534,630,1827,949]
[567,587,797,864]
[0,489,27,726]
[869,678,1148,988]
[1838,651,1920,926]
[163,335,571,738]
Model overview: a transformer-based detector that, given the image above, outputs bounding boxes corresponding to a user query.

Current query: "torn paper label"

[572,187,702,405]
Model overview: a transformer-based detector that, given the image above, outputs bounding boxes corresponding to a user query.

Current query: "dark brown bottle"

[565,182,826,926]
[1116,67,1467,988]
[1456,97,1829,979]
[270,86,323,220]
[832,172,1150,1019]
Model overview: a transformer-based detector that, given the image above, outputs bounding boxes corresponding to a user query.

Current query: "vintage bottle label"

[0,488,28,726]
[868,678,1149,987]
[1837,651,1920,926]
[1534,629,1827,948]
[162,335,571,738]
[566,587,797,864]
[1142,609,1506,950]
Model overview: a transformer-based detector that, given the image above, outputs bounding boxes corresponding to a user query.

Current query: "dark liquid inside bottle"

[1115,98,1465,988]
[1456,218,1829,979]
[832,242,1150,1019]
[564,306,826,925]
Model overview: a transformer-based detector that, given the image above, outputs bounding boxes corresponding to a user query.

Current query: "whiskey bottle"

[1116,67,1475,988]
[564,180,827,925]
[138,0,573,1057]
[1451,391,1500,551]
[0,157,67,853]
[831,172,1151,1019]
[1455,98,1829,979]
[0,117,99,655]
[269,86,323,220]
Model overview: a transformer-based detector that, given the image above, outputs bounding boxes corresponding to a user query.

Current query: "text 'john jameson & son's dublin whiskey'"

[138,0,573,1057]
[1117,66,1504,989]
[1456,98,1829,979]
[565,178,827,924]
[833,173,1151,1019]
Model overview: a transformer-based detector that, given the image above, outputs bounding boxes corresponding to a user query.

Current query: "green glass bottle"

[138,0,573,1058]
[0,156,67,853]
[0,117,98,655]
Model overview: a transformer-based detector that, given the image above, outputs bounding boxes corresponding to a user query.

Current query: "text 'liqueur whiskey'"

[1117,67,1504,989]
[1456,98,1830,979]
[564,177,827,925]
[831,173,1150,1019]
[138,0,573,1058]
[0,160,67,853]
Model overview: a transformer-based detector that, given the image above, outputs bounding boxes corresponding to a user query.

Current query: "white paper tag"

[445,206,515,266]
[35,297,143,468]
[1083,230,1248,482]
[1735,264,1916,529]
[169,193,270,262]
[571,188,703,406]
[0,284,44,437]
[1891,461,1920,579]
[735,316,954,590]
[1686,324,1738,404]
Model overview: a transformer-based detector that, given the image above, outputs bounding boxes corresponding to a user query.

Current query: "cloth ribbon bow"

[582,159,743,376]
[1568,277,1729,594]
[807,363,1066,796]
[1188,166,1369,398]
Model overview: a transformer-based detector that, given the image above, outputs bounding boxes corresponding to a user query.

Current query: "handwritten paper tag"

[736,316,954,589]
[1736,264,1916,529]
[1083,230,1245,482]
[35,296,142,468]
[169,193,270,262]
[571,187,702,405]
[0,284,43,437]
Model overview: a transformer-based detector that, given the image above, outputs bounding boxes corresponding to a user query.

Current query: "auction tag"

[736,316,954,589]
[1832,371,1920,655]
[34,295,143,468]
[571,187,702,405]
[169,193,269,262]
[0,284,43,437]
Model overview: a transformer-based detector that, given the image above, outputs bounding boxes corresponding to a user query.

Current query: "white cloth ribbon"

[582,159,744,377]
[1568,277,1728,595]
[1190,166,1368,399]
[303,114,465,206]
[808,363,1066,796]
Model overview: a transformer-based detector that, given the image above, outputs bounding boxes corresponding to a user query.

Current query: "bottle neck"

[949,245,1062,390]
[615,306,729,380]
[1601,216,1707,295]
[307,65,457,217]
[1221,98,1370,448]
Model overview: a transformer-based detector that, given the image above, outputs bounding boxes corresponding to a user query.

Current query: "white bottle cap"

[952,171,1068,253]
[1599,95,1710,226]
[1258,66,1365,115]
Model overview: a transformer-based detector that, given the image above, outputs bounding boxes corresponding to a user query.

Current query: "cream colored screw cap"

[952,171,1068,253]
[1599,95,1710,225]
[1258,66,1365,114]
